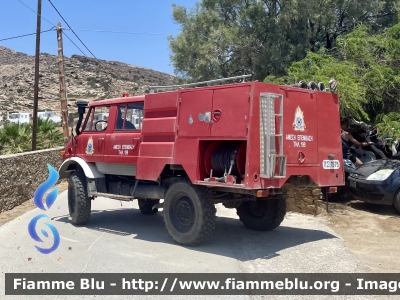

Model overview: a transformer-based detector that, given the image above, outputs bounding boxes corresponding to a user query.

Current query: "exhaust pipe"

[152,203,164,210]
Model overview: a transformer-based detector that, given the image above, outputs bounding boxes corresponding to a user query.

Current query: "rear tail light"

[328,187,338,193]
[256,190,269,197]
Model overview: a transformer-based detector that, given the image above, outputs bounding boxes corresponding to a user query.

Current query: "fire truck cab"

[59,76,344,246]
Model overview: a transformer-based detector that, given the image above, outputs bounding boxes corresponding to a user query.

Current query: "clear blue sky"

[0,0,198,75]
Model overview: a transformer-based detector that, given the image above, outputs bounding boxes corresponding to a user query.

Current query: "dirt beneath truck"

[0,184,398,272]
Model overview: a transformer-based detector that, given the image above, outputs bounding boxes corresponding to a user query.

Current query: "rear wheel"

[236,198,286,231]
[138,199,159,215]
[163,180,216,246]
[68,171,91,225]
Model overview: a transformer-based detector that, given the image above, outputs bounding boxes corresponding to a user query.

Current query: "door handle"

[98,138,105,141]
[133,137,140,140]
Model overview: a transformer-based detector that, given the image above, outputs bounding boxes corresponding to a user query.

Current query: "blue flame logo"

[28,164,60,254]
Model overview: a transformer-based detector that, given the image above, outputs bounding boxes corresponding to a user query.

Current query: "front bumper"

[347,176,396,205]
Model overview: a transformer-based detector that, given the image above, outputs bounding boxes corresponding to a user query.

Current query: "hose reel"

[204,142,246,179]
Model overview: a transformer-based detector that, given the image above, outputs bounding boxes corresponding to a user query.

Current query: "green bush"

[0,118,64,155]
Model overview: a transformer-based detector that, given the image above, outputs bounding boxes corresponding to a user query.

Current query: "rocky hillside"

[0,46,176,115]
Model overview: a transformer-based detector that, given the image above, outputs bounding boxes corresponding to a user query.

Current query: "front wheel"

[163,180,216,246]
[236,198,286,231]
[68,171,91,225]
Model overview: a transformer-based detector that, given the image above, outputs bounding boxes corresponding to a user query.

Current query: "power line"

[0,28,55,42]
[63,33,88,57]
[16,0,54,27]
[47,0,97,59]
[16,0,88,57]
[62,28,173,36]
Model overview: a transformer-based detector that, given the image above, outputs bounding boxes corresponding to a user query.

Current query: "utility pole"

[32,0,42,151]
[57,22,69,144]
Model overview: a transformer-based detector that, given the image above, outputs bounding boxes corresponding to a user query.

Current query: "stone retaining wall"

[285,183,324,215]
[0,147,64,212]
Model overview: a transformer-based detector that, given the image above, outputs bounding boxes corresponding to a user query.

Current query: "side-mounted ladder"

[260,93,286,179]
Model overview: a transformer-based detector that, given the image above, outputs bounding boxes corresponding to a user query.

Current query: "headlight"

[366,169,395,181]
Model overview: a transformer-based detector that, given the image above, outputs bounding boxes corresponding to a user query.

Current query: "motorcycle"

[324,119,399,201]
[325,119,375,201]
[390,140,400,160]
[347,119,397,161]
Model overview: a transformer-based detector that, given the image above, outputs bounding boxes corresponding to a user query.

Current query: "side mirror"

[68,114,74,127]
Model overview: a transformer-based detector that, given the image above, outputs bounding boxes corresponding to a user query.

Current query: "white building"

[93,112,109,130]
[130,114,142,129]
[127,109,142,129]
[7,112,30,124]
[38,110,61,123]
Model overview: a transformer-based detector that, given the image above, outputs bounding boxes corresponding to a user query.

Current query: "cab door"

[76,105,109,162]
[104,102,143,166]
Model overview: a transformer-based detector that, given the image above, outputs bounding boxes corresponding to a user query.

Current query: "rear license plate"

[323,160,340,170]
[350,180,357,188]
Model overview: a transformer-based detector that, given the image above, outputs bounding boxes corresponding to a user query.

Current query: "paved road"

[0,191,369,300]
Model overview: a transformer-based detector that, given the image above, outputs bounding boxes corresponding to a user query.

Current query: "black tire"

[163,179,216,246]
[236,198,286,231]
[68,171,91,225]
[394,190,400,213]
[138,199,159,215]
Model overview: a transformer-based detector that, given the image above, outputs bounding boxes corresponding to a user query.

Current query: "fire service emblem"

[293,106,306,131]
[85,136,94,155]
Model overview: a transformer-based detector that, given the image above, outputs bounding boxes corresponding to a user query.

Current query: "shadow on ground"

[54,208,337,262]
[347,201,400,216]
[323,197,400,217]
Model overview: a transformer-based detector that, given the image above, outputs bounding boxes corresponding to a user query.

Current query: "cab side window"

[83,108,94,131]
[115,102,144,131]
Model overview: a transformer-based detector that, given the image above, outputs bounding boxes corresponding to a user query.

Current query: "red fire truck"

[59,76,344,246]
